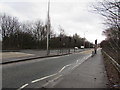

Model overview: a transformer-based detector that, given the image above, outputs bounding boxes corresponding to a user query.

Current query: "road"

[2,49,86,64]
[2,49,93,89]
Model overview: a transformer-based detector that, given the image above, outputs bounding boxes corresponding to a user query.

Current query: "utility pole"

[47,0,51,55]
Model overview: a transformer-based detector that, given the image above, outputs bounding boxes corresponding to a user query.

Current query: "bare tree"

[58,25,66,37]
[33,20,47,41]
[95,0,120,65]
[93,0,120,30]
[1,14,20,38]
[93,0,120,48]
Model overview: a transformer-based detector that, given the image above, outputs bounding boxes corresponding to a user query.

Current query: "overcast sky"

[0,0,106,43]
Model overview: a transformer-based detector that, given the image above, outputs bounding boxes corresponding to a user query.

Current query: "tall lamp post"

[47,0,51,55]
[83,31,88,48]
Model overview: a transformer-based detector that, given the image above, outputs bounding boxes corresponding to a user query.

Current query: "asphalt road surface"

[2,49,93,89]
[2,49,86,64]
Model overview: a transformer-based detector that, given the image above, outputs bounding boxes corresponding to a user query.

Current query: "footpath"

[51,49,108,88]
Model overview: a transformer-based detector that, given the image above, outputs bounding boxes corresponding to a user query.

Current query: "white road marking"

[59,64,71,73]
[17,83,29,90]
[18,51,92,89]
[31,63,71,84]
[31,73,57,83]
[18,63,71,89]
[72,54,91,70]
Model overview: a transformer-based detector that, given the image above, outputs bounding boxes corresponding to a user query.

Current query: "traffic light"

[95,39,97,44]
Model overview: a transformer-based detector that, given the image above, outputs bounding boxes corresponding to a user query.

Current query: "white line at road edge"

[18,52,91,90]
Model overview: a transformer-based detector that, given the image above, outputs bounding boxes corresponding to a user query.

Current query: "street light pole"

[83,31,88,48]
[83,33,85,48]
[47,0,50,55]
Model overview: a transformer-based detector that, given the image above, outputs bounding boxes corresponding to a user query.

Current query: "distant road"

[2,49,93,89]
[2,49,88,64]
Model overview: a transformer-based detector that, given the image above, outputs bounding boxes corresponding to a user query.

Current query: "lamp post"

[83,31,88,48]
[46,0,50,55]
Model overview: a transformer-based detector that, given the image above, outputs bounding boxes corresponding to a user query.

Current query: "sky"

[0,0,106,43]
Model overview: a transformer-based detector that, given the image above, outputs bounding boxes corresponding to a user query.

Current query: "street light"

[46,0,50,55]
[83,31,88,48]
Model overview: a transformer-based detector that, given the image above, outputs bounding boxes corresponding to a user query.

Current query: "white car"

[81,46,84,49]
[74,47,78,50]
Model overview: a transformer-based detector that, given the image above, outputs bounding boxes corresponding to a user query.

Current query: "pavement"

[1,49,86,64]
[44,49,108,88]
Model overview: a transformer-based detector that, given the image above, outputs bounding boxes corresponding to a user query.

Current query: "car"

[74,47,78,50]
[81,46,84,49]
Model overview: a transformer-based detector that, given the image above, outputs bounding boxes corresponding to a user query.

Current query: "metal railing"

[102,50,120,73]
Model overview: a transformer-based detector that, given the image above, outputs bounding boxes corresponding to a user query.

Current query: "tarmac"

[46,49,108,88]
[1,49,85,64]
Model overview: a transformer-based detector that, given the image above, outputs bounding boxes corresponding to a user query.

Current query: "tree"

[93,0,120,64]
[0,14,21,49]
[93,0,120,30]
[58,25,66,37]
[1,14,20,38]
[93,0,120,49]
[33,20,46,41]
